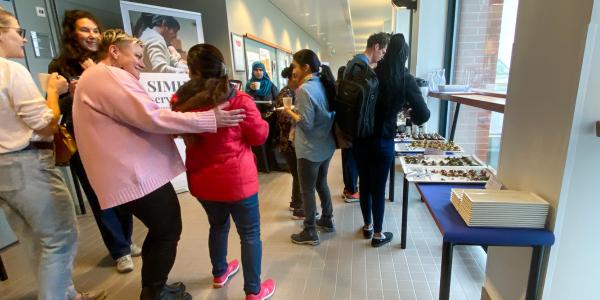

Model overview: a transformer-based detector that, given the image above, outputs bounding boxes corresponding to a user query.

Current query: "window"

[449,0,519,168]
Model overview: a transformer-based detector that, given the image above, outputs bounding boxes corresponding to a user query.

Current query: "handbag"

[54,125,77,166]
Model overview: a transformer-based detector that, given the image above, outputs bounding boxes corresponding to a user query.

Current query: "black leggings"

[119,183,182,287]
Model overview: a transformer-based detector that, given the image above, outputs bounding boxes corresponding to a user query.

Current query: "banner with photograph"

[120,1,205,192]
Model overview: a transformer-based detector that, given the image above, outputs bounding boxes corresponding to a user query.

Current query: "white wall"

[409,0,448,134]
[226,0,323,81]
[395,8,411,40]
[543,0,600,298]
[484,0,595,299]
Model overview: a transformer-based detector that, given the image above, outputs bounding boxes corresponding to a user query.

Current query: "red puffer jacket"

[172,91,269,202]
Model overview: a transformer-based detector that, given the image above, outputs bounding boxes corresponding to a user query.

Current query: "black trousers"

[283,150,301,209]
[70,152,133,259]
[119,183,182,287]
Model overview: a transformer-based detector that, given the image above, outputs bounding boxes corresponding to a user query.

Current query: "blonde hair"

[0,8,15,28]
[97,29,143,59]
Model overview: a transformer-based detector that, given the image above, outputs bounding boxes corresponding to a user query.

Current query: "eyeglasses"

[0,27,27,38]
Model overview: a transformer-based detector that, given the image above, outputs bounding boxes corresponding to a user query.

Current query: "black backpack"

[334,61,379,140]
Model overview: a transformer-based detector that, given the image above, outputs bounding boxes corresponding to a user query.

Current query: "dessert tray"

[404,166,490,183]
[395,132,446,142]
[395,140,463,154]
[400,155,484,167]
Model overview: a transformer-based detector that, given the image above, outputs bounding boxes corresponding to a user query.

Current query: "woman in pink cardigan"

[72,29,245,300]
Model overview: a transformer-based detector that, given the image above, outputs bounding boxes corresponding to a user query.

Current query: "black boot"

[164,282,186,294]
[140,283,191,300]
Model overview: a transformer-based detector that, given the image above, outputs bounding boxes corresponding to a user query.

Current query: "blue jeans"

[70,152,133,260]
[341,147,359,193]
[0,150,79,300]
[353,138,395,233]
[199,194,262,295]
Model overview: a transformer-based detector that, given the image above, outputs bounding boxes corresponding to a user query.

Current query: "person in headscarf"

[245,61,279,105]
[246,61,281,172]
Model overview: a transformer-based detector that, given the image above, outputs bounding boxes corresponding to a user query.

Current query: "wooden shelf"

[428,92,506,113]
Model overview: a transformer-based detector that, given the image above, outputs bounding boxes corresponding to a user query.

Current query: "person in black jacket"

[353,33,430,247]
[48,10,140,273]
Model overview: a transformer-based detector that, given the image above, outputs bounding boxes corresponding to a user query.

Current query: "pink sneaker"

[343,189,360,203]
[245,279,276,300]
[213,259,240,288]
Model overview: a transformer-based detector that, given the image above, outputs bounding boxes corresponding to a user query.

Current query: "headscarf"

[246,61,274,97]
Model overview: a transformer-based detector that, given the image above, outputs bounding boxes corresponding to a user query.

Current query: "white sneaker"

[116,255,134,273]
[130,244,142,257]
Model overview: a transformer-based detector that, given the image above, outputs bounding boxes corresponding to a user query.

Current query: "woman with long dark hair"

[171,44,275,300]
[48,10,140,273]
[284,49,337,246]
[275,65,303,218]
[354,33,430,247]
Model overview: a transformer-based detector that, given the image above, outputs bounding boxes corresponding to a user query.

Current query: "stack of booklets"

[451,189,549,229]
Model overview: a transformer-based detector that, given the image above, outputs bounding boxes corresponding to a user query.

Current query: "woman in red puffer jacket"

[171,44,275,300]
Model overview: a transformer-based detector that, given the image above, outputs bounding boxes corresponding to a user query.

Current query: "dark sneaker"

[291,229,320,246]
[213,259,240,288]
[291,209,305,220]
[164,282,186,294]
[140,285,191,300]
[316,218,335,233]
[362,225,374,239]
[371,232,394,248]
[289,201,300,211]
[245,279,276,300]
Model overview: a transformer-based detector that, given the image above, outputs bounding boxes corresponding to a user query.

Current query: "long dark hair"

[173,44,230,112]
[55,10,101,76]
[293,49,336,105]
[375,33,409,96]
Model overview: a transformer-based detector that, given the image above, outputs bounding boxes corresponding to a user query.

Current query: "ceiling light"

[304,13,310,16]
[391,0,417,10]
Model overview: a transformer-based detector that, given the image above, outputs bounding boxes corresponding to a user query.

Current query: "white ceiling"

[269,0,394,57]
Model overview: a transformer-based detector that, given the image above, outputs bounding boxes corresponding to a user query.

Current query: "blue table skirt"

[415,183,555,246]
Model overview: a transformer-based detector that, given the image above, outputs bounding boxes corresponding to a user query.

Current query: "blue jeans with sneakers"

[199,194,262,295]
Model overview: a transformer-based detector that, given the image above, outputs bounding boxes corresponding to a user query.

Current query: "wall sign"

[35,6,46,18]
[231,33,246,72]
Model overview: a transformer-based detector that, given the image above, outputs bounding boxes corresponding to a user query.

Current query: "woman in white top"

[0,9,104,300]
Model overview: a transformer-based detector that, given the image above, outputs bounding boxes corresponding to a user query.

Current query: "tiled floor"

[0,151,486,299]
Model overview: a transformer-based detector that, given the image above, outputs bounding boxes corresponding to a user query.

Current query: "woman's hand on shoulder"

[214,102,246,127]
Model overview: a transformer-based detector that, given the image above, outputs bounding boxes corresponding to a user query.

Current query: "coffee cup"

[38,73,51,92]
[252,82,261,90]
[282,97,292,109]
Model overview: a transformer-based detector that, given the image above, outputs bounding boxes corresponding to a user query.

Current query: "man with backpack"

[337,32,390,203]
